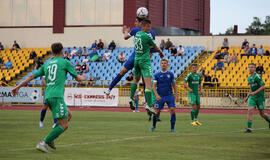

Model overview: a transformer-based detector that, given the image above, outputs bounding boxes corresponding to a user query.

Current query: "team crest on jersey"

[167,74,170,78]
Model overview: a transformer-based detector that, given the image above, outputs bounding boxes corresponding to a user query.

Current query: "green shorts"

[134,59,153,78]
[248,96,265,110]
[45,97,69,119]
[188,92,200,105]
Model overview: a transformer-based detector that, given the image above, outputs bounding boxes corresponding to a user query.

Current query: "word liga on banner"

[64,88,118,106]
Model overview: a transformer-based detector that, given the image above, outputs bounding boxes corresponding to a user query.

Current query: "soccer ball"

[137,7,148,19]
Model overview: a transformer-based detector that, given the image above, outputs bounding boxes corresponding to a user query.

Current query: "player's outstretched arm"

[249,84,265,96]
[245,89,252,102]
[172,82,179,102]
[12,75,35,96]
[183,81,193,93]
[123,25,131,40]
[153,81,161,101]
[75,74,87,82]
[153,46,164,58]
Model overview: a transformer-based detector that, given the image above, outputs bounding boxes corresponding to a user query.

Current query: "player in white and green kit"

[129,19,164,114]
[244,63,270,133]
[12,43,87,153]
[183,64,203,126]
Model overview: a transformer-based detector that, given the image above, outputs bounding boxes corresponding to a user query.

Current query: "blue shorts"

[154,95,175,110]
[123,52,135,71]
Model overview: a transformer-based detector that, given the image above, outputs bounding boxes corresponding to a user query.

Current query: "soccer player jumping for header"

[150,58,179,132]
[12,43,87,153]
[244,63,270,133]
[183,64,203,126]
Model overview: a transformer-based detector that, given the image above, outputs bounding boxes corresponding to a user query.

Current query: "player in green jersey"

[129,19,164,115]
[12,43,87,153]
[244,63,270,133]
[183,64,203,126]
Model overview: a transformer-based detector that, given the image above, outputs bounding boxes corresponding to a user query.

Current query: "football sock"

[190,109,195,121]
[109,74,123,91]
[247,120,252,129]
[40,109,47,122]
[152,114,157,128]
[145,89,152,107]
[194,108,199,119]
[53,119,57,124]
[170,114,176,130]
[130,83,138,100]
[44,123,65,144]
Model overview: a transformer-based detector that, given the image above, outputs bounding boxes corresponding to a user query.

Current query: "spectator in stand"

[250,44,257,56]
[0,57,3,68]
[241,39,249,49]
[81,61,89,73]
[241,44,251,58]
[221,38,229,50]
[82,47,88,58]
[67,47,71,54]
[160,39,165,51]
[257,45,264,56]
[74,61,82,73]
[102,49,110,61]
[91,40,97,49]
[11,41,20,51]
[108,40,116,51]
[29,49,37,60]
[63,51,70,61]
[126,72,134,85]
[97,39,104,50]
[170,45,177,57]
[214,59,225,73]
[199,67,206,77]
[224,53,231,65]
[212,75,220,87]
[118,52,126,64]
[221,48,228,58]
[256,63,264,76]
[89,48,99,62]
[211,50,222,60]
[265,50,270,56]
[70,46,77,58]
[165,38,173,50]
[4,58,12,69]
[76,47,83,58]
[177,45,184,57]
[231,51,238,63]
[87,74,95,86]
[35,57,43,69]
[0,42,4,50]
[203,72,212,87]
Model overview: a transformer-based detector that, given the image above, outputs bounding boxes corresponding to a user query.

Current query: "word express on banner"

[0,87,42,103]
[64,88,119,106]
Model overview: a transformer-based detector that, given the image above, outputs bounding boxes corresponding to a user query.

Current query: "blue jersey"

[129,27,155,40]
[153,71,175,97]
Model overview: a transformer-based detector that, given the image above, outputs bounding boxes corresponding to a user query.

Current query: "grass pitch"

[0,110,269,160]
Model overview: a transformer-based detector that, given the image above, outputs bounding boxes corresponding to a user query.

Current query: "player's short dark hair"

[51,42,63,55]
[141,19,151,26]
[248,63,256,67]
[136,17,144,22]
[192,64,197,67]
[161,58,169,63]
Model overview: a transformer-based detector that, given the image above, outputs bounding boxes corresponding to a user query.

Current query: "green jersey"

[248,73,265,98]
[134,31,156,61]
[184,73,201,94]
[33,57,78,99]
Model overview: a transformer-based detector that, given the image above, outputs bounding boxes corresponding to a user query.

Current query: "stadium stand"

[17,46,205,86]
[200,46,270,87]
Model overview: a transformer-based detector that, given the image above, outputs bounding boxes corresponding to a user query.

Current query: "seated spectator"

[203,72,212,87]
[250,44,257,56]
[4,58,12,69]
[177,45,184,57]
[0,57,3,68]
[241,44,251,58]
[70,46,77,58]
[221,38,229,50]
[67,47,71,54]
[108,40,116,51]
[0,42,4,50]
[212,75,220,87]
[241,39,249,49]
[126,72,134,85]
[11,41,20,51]
[63,51,70,61]
[212,50,222,60]
[81,61,89,73]
[76,47,83,58]
[102,49,111,61]
[265,50,270,56]
[256,63,264,76]
[74,61,82,73]
[35,58,43,69]
[224,54,231,64]
[82,47,88,57]
[118,52,126,64]
[160,39,165,51]
[257,45,264,56]
[199,67,206,77]
[91,40,97,49]
[170,45,177,57]
[214,59,225,73]
[231,51,238,63]
[87,74,95,86]
[165,38,173,50]
[221,48,228,58]
[89,48,99,62]
[29,49,37,60]
[97,39,104,50]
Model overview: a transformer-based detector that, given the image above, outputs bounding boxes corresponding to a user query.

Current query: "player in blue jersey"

[104,17,156,96]
[150,59,179,132]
